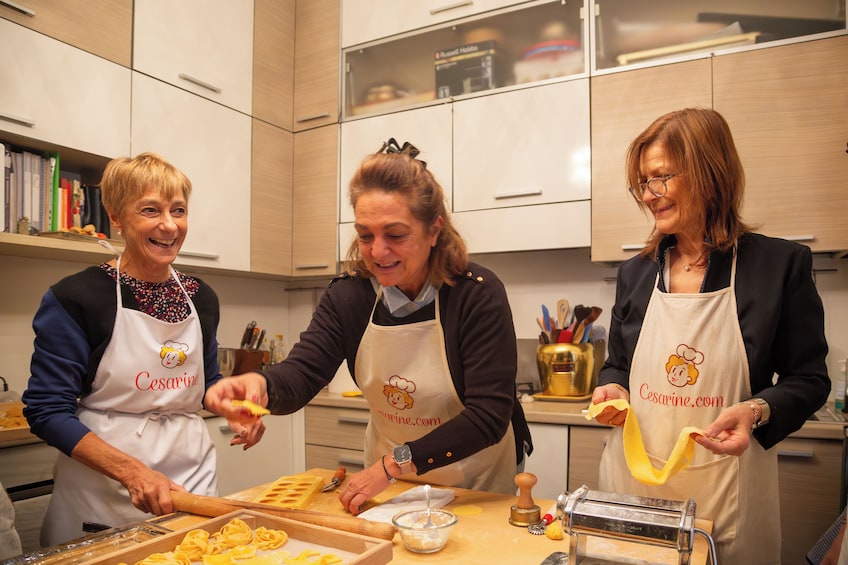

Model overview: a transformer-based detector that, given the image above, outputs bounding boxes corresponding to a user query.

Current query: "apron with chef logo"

[42,259,217,547]
[357,288,516,494]
[599,254,779,564]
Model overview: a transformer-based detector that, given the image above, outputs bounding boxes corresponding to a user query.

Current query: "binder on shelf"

[1,143,9,232]
[50,151,60,231]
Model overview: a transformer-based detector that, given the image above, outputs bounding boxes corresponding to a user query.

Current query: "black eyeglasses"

[629,173,677,199]
[377,138,427,168]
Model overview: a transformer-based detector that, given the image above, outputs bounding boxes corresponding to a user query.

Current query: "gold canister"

[536,343,595,397]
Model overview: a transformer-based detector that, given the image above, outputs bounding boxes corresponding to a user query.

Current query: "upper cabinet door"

[0,0,132,66]
[253,0,295,131]
[131,73,252,272]
[293,0,340,130]
[341,0,521,47]
[452,79,590,213]
[133,0,254,114]
[338,104,453,223]
[590,59,712,264]
[0,19,130,158]
[714,36,848,253]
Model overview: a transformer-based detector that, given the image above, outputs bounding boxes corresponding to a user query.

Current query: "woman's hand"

[338,459,395,515]
[693,403,755,456]
[227,418,266,450]
[590,383,630,427]
[204,372,269,424]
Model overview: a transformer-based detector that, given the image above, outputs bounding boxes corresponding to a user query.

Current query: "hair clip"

[377,137,424,164]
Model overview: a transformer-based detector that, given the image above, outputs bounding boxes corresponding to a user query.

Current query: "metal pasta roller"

[556,485,718,565]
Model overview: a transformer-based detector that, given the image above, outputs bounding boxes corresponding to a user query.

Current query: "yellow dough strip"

[586,398,705,486]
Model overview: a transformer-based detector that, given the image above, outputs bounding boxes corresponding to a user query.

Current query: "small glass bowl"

[391,508,458,553]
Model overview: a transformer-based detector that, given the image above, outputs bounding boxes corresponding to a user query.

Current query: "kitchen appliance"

[555,485,717,564]
[536,343,595,398]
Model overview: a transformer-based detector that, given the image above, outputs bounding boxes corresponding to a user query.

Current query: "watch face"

[393,444,412,463]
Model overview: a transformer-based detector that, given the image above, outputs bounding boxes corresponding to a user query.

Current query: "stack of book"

[1,142,110,237]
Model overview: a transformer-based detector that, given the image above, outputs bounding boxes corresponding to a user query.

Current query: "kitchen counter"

[153,468,715,565]
[308,389,848,440]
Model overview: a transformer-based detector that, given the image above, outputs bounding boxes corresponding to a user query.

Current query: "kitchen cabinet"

[524,422,569,500]
[250,120,293,276]
[713,35,848,253]
[567,425,609,491]
[589,59,712,263]
[292,125,340,278]
[304,404,368,473]
[0,0,132,67]
[341,0,524,48]
[0,18,130,160]
[342,0,586,119]
[778,435,843,564]
[133,0,254,115]
[252,0,295,131]
[591,0,845,72]
[204,415,298,497]
[293,0,341,131]
[338,104,453,224]
[131,73,252,272]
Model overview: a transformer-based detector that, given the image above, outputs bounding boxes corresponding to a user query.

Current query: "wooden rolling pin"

[170,491,396,541]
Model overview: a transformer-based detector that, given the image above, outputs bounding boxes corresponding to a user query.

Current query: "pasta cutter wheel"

[528,512,555,535]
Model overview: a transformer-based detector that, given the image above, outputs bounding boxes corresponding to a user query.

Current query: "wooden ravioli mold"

[252,474,324,509]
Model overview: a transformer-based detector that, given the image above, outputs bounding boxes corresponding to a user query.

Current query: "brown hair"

[100,152,192,219]
[625,107,753,258]
[344,152,467,286]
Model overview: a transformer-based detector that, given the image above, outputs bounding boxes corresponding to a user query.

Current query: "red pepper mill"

[509,472,542,526]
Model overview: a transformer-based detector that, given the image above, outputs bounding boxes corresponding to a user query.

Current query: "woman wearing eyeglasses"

[205,139,532,512]
[587,108,829,564]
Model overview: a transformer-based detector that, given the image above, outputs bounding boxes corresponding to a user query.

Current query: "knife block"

[234,349,265,375]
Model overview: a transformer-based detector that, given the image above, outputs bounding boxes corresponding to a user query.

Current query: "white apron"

[357,288,516,494]
[42,260,217,546]
[599,255,780,564]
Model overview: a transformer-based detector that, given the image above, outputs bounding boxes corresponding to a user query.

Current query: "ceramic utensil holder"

[536,343,595,397]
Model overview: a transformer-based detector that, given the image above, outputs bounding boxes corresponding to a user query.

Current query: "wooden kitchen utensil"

[170,491,397,541]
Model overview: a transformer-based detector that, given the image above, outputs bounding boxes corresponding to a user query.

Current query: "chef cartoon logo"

[160,340,189,368]
[665,344,704,387]
[383,375,415,410]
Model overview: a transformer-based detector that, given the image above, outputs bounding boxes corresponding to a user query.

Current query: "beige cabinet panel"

[0,19,130,158]
[305,444,366,473]
[305,405,369,449]
[133,0,254,114]
[567,425,609,491]
[524,423,569,500]
[776,436,842,565]
[292,125,340,277]
[0,0,132,66]
[590,59,712,263]
[713,36,848,253]
[205,415,296,496]
[131,73,252,272]
[253,0,295,130]
[293,0,340,131]
[251,120,293,276]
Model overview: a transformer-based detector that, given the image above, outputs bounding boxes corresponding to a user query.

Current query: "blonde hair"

[344,151,467,287]
[100,152,192,218]
[625,108,753,258]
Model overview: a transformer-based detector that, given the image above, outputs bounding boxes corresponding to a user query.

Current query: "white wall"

[1,248,845,402]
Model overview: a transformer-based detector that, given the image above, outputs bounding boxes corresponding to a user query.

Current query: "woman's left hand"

[694,403,755,456]
[338,462,392,515]
[227,418,266,450]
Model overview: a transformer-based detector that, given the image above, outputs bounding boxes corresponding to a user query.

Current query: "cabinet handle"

[294,263,330,270]
[338,415,369,426]
[219,424,234,433]
[777,235,815,242]
[429,0,473,15]
[620,244,644,251]
[0,0,35,16]
[0,112,35,128]
[178,73,222,94]
[178,250,220,260]
[493,188,542,200]
[338,455,365,466]
[777,449,814,458]
[295,113,331,123]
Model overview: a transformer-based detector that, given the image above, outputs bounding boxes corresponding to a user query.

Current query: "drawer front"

[305,405,369,449]
[567,426,610,492]
[305,444,365,473]
[0,442,55,488]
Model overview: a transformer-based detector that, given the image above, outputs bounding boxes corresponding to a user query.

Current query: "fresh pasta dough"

[586,398,705,485]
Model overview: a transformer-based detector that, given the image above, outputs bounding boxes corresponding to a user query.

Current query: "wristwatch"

[392,444,413,474]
